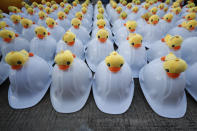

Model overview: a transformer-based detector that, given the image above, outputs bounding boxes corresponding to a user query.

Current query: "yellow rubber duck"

[161,52,177,61]
[41,0,46,4]
[96,29,109,43]
[62,31,76,46]
[60,2,65,8]
[55,50,74,70]
[148,15,159,25]
[112,2,117,9]
[143,3,150,10]
[171,7,181,15]
[183,13,196,21]
[5,50,30,70]
[38,4,44,11]
[32,2,38,8]
[38,11,47,20]
[0,30,17,43]
[162,13,173,23]
[161,34,173,43]
[46,2,51,7]
[105,51,124,73]
[179,20,197,31]
[66,4,72,10]
[58,11,66,20]
[75,12,83,20]
[164,7,169,12]
[46,17,57,28]
[27,8,34,15]
[8,6,19,13]
[116,6,122,14]
[10,15,21,24]
[20,18,33,29]
[97,13,104,20]
[126,3,132,9]
[125,21,137,32]
[132,6,139,13]
[45,7,52,14]
[82,7,87,14]
[52,4,58,11]
[98,8,104,14]
[167,35,183,51]
[71,18,81,29]
[141,12,152,22]
[21,2,26,7]
[187,7,197,13]
[120,11,127,20]
[96,19,106,29]
[150,7,158,15]
[128,33,143,48]
[34,26,50,39]
[0,21,9,30]
[51,0,56,5]
[72,1,77,7]
[158,3,164,10]
[122,0,127,6]
[64,7,70,15]
[163,57,187,79]
[165,0,170,5]
[186,2,195,8]
[63,0,68,3]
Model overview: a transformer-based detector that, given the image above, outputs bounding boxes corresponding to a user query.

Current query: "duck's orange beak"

[133,43,141,48]
[37,34,45,39]
[48,24,54,28]
[78,17,82,20]
[58,65,70,70]
[161,56,166,61]
[109,67,121,73]
[73,25,79,29]
[129,29,135,32]
[167,19,171,23]
[98,25,104,29]
[133,10,137,13]
[173,45,181,50]
[99,38,107,43]
[117,11,121,14]
[14,21,19,24]
[152,12,156,15]
[67,41,75,46]
[59,16,64,20]
[4,38,12,43]
[182,16,185,19]
[40,16,44,20]
[122,16,126,20]
[153,21,158,25]
[82,11,86,14]
[189,26,195,31]
[23,25,28,28]
[166,72,180,79]
[11,65,22,70]
[161,38,165,42]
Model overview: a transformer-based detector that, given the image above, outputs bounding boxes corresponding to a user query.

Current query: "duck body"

[8,54,51,109]
[47,25,65,42]
[30,37,56,65]
[56,18,71,31]
[50,57,92,113]
[168,27,197,39]
[37,19,47,28]
[85,38,114,72]
[21,25,37,41]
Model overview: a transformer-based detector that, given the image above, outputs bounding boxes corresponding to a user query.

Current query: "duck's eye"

[17,61,22,65]
[141,40,142,43]
[97,24,99,26]
[131,43,134,45]
[104,24,105,26]
[166,17,168,20]
[8,34,12,38]
[72,24,73,26]
[35,31,37,34]
[67,61,70,65]
[129,27,131,29]
[98,35,100,38]
[165,69,169,72]
[78,24,80,26]
[43,32,46,35]
[188,16,190,19]
[190,25,193,28]
[172,45,175,47]
[106,36,108,38]
[26,24,29,26]
[73,38,75,41]
[120,64,123,67]
[107,63,110,67]
[151,19,153,22]
[52,22,54,25]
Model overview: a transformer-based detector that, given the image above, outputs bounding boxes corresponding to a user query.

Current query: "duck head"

[141,12,151,22]
[97,0,102,5]
[171,7,181,15]
[161,52,177,61]
[10,15,21,24]
[55,50,74,70]
[45,7,52,14]
[34,26,49,39]
[75,12,83,20]
[186,2,195,8]
[8,6,18,13]
[120,11,127,20]
[143,3,150,10]
[167,35,183,51]
[150,7,158,15]
[162,13,173,23]
[46,2,51,7]
[96,29,109,43]
[97,19,106,29]
[0,30,18,43]
[71,18,81,29]
[32,2,38,8]
[116,6,122,14]
[122,0,127,6]
[172,2,180,8]
[63,0,68,3]
[46,17,57,29]
[132,6,139,13]
[148,15,159,25]
[184,20,197,31]
[187,7,197,13]
[21,2,26,7]
[66,4,72,10]
[165,0,170,5]
[5,50,30,70]
[41,0,46,4]
[125,21,137,32]
[62,31,76,46]
[60,2,65,8]
[64,7,70,14]
[126,3,132,9]
[97,13,104,20]
[82,7,87,14]
[51,0,56,5]
[38,4,44,11]
[0,21,9,30]
[112,2,117,9]
[158,3,164,10]
[105,52,124,73]
[72,1,77,7]
[163,56,187,79]
[58,11,66,20]
[183,13,196,21]
[21,18,33,29]
[98,8,105,14]
[27,8,34,15]
[128,33,143,48]
[164,7,169,12]
[38,11,47,20]
[52,4,58,11]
